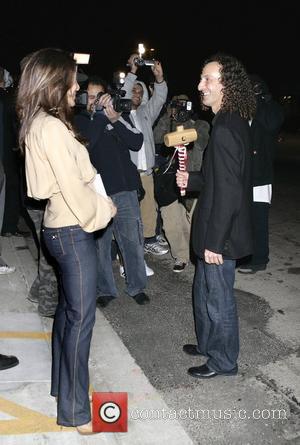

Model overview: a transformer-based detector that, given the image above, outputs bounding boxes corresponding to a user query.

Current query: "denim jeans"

[96,190,146,297]
[42,225,97,427]
[193,258,239,373]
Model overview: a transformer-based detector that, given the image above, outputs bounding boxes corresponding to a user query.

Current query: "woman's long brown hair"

[16,48,79,152]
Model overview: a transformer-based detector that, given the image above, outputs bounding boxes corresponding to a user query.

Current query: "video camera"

[131,43,155,67]
[95,87,132,113]
[169,99,192,123]
[133,57,155,67]
[75,88,131,114]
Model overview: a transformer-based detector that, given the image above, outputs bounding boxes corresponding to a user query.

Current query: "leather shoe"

[188,363,238,379]
[0,354,19,371]
[183,344,205,356]
[132,292,150,305]
[96,295,115,308]
[238,263,266,274]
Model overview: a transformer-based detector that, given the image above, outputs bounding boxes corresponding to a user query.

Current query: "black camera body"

[96,88,132,113]
[75,88,132,113]
[170,99,192,123]
[134,57,155,67]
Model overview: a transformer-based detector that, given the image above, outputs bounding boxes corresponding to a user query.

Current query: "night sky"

[1,2,298,107]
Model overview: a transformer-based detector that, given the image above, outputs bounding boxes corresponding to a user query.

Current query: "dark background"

[1,2,299,112]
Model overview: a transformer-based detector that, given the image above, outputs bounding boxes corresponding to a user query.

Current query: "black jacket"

[75,111,143,196]
[251,97,284,186]
[188,111,253,260]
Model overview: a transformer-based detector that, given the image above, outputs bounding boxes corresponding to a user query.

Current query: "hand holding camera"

[127,44,157,72]
[127,53,139,74]
[97,94,121,123]
[151,60,164,83]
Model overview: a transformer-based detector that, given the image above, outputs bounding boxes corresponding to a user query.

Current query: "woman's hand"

[106,197,117,218]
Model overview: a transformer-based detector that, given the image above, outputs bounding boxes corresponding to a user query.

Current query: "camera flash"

[119,72,125,84]
[73,53,90,64]
[138,43,145,56]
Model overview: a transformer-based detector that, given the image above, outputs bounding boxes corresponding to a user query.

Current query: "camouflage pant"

[28,209,58,317]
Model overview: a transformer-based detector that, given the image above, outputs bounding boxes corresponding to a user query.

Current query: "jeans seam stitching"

[70,231,84,426]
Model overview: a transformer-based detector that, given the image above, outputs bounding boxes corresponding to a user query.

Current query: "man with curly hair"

[176,54,256,379]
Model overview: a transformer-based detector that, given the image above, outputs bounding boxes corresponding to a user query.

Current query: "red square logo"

[92,392,128,432]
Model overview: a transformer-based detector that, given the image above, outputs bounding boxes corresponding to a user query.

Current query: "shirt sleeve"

[41,118,113,232]
[112,117,143,151]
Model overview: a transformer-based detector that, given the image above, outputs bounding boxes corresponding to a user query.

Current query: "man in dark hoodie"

[75,77,150,306]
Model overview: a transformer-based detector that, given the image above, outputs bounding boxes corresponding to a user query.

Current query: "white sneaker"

[144,241,169,256]
[0,265,16,275]
[156,234,168,246]
[144,261,154,276]
[119,264,126,278]
[120,261,154,278]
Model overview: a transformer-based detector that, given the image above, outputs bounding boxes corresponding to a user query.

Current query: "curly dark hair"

[203,53,256,120]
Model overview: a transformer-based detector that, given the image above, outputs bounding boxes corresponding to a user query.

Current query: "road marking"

[0,397,74,434]
[0,331,51,340]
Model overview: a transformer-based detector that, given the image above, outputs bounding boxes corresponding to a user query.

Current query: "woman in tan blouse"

[16,48,116,435]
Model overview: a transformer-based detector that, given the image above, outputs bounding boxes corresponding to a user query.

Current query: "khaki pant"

[140,174,157,238]
[160,200,191,263]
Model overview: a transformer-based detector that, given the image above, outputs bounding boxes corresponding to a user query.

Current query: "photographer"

[123,53,169,256]
[75,76,150,306]
[153,95,210,272]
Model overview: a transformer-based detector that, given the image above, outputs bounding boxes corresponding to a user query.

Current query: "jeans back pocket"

[42,229,65,258]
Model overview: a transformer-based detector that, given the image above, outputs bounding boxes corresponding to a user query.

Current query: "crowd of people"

[0,48,284,434]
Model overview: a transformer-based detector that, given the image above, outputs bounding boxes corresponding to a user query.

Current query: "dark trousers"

[42,225,97,427]
[96,190,146,297]
[193,258,239,373]
[251,202,270,265]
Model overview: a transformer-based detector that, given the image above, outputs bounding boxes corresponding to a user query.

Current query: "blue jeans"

[42,225,97,427]
[193,258,239,373]
[96,190,146,297]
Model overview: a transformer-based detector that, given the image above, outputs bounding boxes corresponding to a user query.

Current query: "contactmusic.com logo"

[92,392,128,432]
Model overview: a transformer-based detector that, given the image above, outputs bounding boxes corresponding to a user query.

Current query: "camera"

[75,87,132,114]
[133,57,155,67]
[169,99,192,123]
[96,87,132,113]
[128,43,155,67]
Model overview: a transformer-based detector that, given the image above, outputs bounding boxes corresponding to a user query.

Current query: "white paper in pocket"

[93,173,107,197]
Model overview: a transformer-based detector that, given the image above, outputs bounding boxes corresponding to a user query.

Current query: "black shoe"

[238,263,266,274]
[173,260,187,273]
[188,363,238,379]
[0,354,19,371]
[183,344,205,356]
[40,313,55,319]
[132,292,150,305]
[96,295,115,308]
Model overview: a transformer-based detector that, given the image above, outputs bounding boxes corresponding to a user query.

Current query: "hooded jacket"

[75,110,143,196]
[123,73,168,172]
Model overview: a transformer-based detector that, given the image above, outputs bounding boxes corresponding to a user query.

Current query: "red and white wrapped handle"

[176,144,188,196]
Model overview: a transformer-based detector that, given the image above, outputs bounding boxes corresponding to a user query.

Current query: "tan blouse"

[25,111,113,232]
